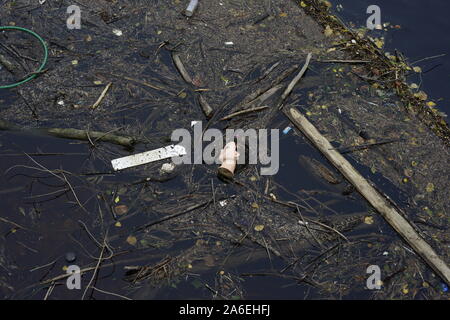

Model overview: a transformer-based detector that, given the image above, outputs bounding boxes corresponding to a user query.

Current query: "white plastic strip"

[111,145,186,171]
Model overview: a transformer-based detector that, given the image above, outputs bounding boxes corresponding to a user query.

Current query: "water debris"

[172,53,194,84]
[217,141,239,182]
[114,205,128,216]
[220,106,268,121]
[160,162,176,174]
[285,106,450,286]
[0,120,135,147]
[218,200,228,207]
[91,82,112,109]
[198,94,214,118]
[126,236,137,246]
[112,29,123,36]
[0,53,16,74]
[254,225,265,232]
[111,145,186,171]
[185,0,199,17]
[65,252,76,263]
[277,53,312,109]
[283,126,292,134]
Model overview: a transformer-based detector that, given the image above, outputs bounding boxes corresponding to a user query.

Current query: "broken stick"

[220,106,268,121]
[91,82,112,109]
[277,53,312,109]
[172,52,193,84]
[285,106,450,286]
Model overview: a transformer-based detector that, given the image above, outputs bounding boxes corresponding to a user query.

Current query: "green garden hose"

[0,26,48,89]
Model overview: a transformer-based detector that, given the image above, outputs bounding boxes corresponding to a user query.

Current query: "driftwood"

[0,120,135,147]
[284,106,450,286]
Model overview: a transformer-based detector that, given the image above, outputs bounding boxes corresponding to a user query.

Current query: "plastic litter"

[111,145,186,171]
[160,162,176,174]
[185,0,199,17]
[283,126,292,134]
[219,200,228,207]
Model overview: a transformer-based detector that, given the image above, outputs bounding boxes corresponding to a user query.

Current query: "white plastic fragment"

[219,200,228,207]
[111,145,186,171]
[112,29,123,36]
[282,126,292,134]
[160,162,176,174]
[185,0,199,17]
[224,41,234,46]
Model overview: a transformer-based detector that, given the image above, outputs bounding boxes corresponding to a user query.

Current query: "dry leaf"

[126,236,137,246]
[324,25,333,37]
[114,205,128,216]
[364,216,374,225]
[254,225,264,232]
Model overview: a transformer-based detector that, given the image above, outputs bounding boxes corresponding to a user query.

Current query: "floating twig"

[220,105,268,121]
[172,52,193,84]
[317,59,370,63]
[332,139,402,154]
[91,82,112,109]
[285,106,450,286]
[0,53,16,74]
[278,53,312,109]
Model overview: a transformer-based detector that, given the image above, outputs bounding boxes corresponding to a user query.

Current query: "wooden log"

[0,120,135,147]
[44,128,135,147]
[285,106,450,286]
